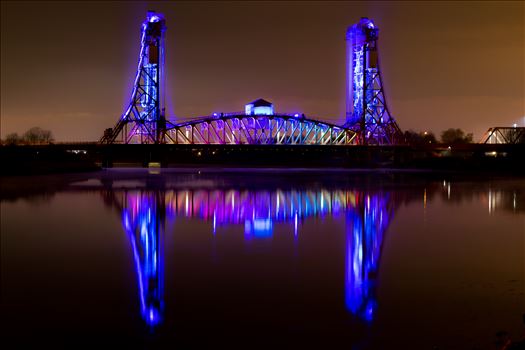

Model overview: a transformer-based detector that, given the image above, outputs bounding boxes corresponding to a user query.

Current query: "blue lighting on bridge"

[345,17,402,144]
[245,98,274,116]
[104,13,401,145]
[103,11,167,144]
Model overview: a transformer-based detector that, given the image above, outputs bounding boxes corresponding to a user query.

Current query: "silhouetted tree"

[440,128,473,144]
[404,130,437,145]
[23,127,54,144]
[5,133,21,145]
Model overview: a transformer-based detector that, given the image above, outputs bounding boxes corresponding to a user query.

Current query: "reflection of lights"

[165,189,355,238]
[245,218,273,239]
[294,212,298,237]
[213,211,217,235]
[345,193,390,322]
[117,188,392,328]
[447,183,451,200]
[185,192,189,215]
[149,15,160,23]
[122,192,164,327]
[423,188,427,209]
[488,189,492,214]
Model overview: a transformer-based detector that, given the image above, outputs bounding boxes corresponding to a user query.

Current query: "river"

[1,169,523,349]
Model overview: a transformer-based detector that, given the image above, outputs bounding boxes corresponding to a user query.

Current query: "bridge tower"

[101,11,167,144]
[345,17,403,145]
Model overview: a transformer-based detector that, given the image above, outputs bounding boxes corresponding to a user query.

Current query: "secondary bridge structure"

[100,12,402,146]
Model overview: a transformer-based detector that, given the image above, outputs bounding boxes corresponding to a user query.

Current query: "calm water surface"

[1,169,524,349]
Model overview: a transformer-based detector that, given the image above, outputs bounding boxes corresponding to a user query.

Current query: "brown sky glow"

[1,1,523,141]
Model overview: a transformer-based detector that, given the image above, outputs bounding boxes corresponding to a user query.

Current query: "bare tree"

[23,127,54,144]
[5,133,21,145]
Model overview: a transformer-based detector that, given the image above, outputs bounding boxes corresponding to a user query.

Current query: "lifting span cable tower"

[101,11,167,144]
[345,17,403,145]
[101,13,403,145]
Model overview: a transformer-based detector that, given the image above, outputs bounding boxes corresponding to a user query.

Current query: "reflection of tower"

[345,17,402,145]
[345,192,392,322]
[121,191,165,327]
[101,12,167,144]
[100,184,397,328]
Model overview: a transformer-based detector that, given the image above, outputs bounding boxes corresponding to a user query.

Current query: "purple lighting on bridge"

[102,11,167,144]
[102,12,406,146]
[345,17,402,145]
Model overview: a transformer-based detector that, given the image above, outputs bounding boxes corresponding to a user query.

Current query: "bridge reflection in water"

[121,192,165,326]
[111,187,393,327]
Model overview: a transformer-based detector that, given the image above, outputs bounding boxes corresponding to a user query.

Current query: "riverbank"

[1,143,524,176]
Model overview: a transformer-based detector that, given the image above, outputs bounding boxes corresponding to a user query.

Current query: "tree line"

[404,128,474,145]
[3,127,54,145]
[1,127,474,145]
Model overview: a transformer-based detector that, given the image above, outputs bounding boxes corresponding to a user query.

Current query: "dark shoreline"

[1,143,524,176]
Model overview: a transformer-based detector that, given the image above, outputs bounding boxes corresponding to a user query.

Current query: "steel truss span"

[480,127,525,144]
[164,114,357,145]
[100,12,400,146]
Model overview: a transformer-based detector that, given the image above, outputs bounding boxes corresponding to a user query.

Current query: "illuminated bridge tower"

[345,17,403,145]
[101,11,167,144]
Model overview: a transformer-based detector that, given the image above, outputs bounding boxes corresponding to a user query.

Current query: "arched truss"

[164,114,357,145]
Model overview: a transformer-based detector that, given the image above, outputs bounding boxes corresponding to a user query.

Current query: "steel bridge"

[480,127,525,144]
[100,12,402,146]
[164,113,356,145]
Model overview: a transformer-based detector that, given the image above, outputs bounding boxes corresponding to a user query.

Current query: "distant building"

[245,98,274,116]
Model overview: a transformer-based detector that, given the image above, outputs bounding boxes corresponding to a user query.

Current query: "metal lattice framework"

[101,12,167,144]
[480,127,525,144]
[165,113,357,145]
[345,18,403,145]
[101,13,403,146]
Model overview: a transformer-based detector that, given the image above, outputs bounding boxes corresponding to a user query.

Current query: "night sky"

[1,1,523,142]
